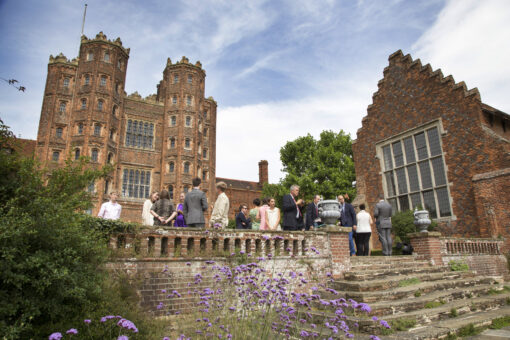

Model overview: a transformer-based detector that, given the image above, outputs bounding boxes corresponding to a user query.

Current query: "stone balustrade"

[441,237,503,255]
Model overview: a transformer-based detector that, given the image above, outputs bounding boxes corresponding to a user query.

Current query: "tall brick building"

[353,50,510,244]
[33,32,268,222]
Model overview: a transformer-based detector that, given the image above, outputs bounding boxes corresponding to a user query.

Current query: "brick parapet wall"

[107,227,351,314]
[408,232,444,266]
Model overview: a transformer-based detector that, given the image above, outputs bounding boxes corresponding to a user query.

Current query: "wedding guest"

[236,204,252,229]
[249,198,261,230]
[150,189,176,226]
[174,192,187,227]
[98,191,122,220]
[338,194,357,256]
[305,194,321,230]
[282,185,303,231]
[209,181,229,229]
[355,204,372,256]
[374,196,393,256]
[257,198,270,230]
[183,177,208,228]
[142,191,159,226]
[266,197,281,231]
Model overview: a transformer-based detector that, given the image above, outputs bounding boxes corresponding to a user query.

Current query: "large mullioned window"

[125,119,154,149]
[379,124,452,219]
[122,168,151,199]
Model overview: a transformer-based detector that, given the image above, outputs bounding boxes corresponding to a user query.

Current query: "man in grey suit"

[374,197,393,256]
[183,177,208,229]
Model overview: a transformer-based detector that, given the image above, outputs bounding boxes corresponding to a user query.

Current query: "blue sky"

[1,0,509,183]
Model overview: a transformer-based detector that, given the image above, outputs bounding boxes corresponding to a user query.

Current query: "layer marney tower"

[36,32,130,208]
[157,56,217,207]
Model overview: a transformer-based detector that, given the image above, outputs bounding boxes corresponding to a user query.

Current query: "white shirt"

[356,210,373,233]
[142,199,154,226]
[98,201,122,220]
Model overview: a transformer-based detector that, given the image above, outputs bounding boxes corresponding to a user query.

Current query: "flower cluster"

[49,315,137,340]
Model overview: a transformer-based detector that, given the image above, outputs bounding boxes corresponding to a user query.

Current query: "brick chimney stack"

[258,160,268,184]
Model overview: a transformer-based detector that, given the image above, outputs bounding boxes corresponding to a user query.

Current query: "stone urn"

[414,208,431,233]
[318,200,341,226]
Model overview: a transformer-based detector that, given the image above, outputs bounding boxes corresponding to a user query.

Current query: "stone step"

[344,265,447,281]
[349,261,432,272]
[357,292,510,333]
[351,255,423,263]
[323,276,502,303]
[379,305,510,340]
[331,271,476,292]
[368,283,505,316]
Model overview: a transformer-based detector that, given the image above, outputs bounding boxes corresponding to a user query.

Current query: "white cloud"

[412,0,510,112]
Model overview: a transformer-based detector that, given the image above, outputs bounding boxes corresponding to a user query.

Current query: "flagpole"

[81,4,87,36]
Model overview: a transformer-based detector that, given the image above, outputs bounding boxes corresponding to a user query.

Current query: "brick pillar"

[408,232,443,266]
[326,226,351,278]
[153,236,161,256]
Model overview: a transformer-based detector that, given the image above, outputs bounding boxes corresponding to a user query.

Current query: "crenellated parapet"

[81,31,130,56]
[48,53,78,66]
[164,55,205,74]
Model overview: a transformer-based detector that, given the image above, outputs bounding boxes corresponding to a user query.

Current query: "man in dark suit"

[282,184,303,231]
[183,177,208,228]
[374,197,393,256]
[338,194,357,256]
[305,194,321,231]
[235,204,252,229]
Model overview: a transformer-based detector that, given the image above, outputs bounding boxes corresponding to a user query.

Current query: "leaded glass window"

[124,119,154,150]
[122,168,151,198]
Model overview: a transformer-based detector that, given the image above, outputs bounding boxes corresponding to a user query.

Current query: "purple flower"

[372,316,378,321]
[229,307,236,311]
[380,320,391,329]
[49,332,62,340]
[240,251,245,254]
[358,303,371,313]
[186,262,191,266]
[300,330,309,337]
[326,272,332,277]
[163,337,170,340]
[370,336,381,340]
[117,336,129,340]
[161,289,167,293]
[84,319,91,324]
[66,328,78,335]
[157,302,164,310]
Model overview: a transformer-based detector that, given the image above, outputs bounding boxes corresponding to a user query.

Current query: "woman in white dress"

[266,197,281,231]
[142,191,159,225]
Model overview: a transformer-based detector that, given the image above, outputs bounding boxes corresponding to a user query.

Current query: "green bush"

[392,209,438,243]
[448,260,469,272]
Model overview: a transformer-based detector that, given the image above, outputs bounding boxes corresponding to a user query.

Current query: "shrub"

[399,277,421,287]
[392,318,416,331]
[425,300,446,308]
[490,316,510,329]
[448,260,469,272]
[392,209,437,243]
[450,308,458,318]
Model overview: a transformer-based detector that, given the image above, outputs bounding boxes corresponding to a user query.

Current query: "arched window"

[63,77,70,88]
[91,149,99,162]
[104,52,110,62]
[202,171,207,181]
[52,151,60,162]
[169,161,175,172]
[187,74,192,84]
[84,75,90,85]
[173,75,179,84]
[59,102,66,113]
[203,128,208,137]
[87,181,95,193]
[185,116,191,127]
[81,99,87,109]
[86,51,93,61]
[78,123,83,134]
[115,83,121,94]
[74,148,80,160]
[117,59,122,70]
[171,116,176,126]
[56,127,63,138]
[198,142,201,154]
[107,153,113,164]
[184,162,190,174]
[104,180,110,194]
[100,76,107,87]
[183,186,189,193]
[170,138,175,148]
[186,96,192,106]
[109,129,115,140]
[185,138,190,149]
[169,185,174,199]
[112,105,117,116]
[203,148,208,159]
[97,100,103,111]
[94,124,101,136]
[203,111,207,119]
[172,95,177,104]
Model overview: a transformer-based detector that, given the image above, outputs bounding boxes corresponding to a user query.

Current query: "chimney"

[258,160,268,184]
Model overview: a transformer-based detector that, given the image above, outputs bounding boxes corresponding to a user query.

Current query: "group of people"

[98,180,394,257]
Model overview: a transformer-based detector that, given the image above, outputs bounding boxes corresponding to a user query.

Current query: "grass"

[414,290,422,297]
[448,260,469,272]
[488,286,510,295]
[457,323,484,337]
[444,332,457,340]
[398,277,421,287]
[392,318,416,331]
[490,316,510,329]
[449,308,458,318]
[424,299,446,309]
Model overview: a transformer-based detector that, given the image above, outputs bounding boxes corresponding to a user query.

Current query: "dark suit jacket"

[305,202,319,228]
[340,202,357,227]
[183,188,208,224]
[282,194,299,228]
[235,212,252,229]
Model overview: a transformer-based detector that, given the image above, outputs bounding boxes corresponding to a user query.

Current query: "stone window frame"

[52,150,60,162]
[184,137,191,149]
[203,148,208,159]
[183,161,191,174]
[80,98,87,110]
[124,118,155,150]
[185,116,192,127]
[77,123,84,135]
[107,152,114,164]
[172,95,177,105]
[186,95,192,107]
[86,51,94,61]
[103,51,110,63]
[55,126,63,139]
[97,99,104,111]
[84,74,91,86]
[100,75,107,87]
[117,59,122,70]
[170,115,177,126]
[169,161,175,173]
[74,148,81,160]
[59,101,67,113]
[376,119,454,221]
[91,148,99,162]
[202,170,208,181]
[173,74,179,84]
[63,77,70,88]
[121,167,152,199]
[169,137,176,149]
[93,123,101,136]
[187,74,192,84]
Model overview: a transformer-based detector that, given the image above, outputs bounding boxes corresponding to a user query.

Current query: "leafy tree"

[262,130,356,206]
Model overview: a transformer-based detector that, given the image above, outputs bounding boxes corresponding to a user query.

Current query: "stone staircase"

[318,256,510,339]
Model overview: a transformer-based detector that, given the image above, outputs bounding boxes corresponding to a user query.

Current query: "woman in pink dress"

[257,198,270,230]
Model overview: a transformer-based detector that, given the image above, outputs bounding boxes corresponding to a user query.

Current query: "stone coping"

[441,236,504,242]
[120,226,351,235]
[408,232,442,238]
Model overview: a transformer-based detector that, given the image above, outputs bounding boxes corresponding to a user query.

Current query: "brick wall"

[106,228,351,314]
[353,50,510,246]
